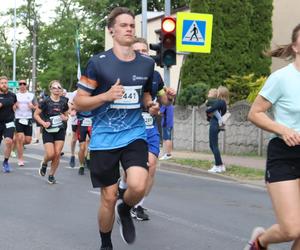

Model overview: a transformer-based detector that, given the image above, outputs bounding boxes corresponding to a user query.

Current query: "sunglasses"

[19,82,26,86]
[51,86,62,90]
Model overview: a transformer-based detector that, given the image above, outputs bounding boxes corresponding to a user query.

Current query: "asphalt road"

[0,144,291,250]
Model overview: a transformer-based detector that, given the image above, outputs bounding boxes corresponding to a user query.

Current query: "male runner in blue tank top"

[74,7,159,250]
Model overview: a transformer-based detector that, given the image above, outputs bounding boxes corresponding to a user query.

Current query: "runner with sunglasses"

[34,80,69,184]
[15,80,36,166]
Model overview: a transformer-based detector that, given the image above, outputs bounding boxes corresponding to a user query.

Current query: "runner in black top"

[0,76,17,173]
[34,80,69,184]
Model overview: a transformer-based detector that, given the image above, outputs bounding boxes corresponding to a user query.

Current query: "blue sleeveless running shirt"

[77,49,154,150]
[142,70,164,137]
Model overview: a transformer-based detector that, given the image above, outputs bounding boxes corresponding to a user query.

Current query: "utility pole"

[141,0,147,39]
[12,0,17,81]
[32,19,37,91]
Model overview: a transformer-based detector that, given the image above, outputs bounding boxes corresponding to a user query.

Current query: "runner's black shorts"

[15,119,33,136]
[266,137,300,183]
[0,122,15,144]
[90,139,148,188]
[42,128,66,144]
[71,125,78,133]
[76,121,91,143]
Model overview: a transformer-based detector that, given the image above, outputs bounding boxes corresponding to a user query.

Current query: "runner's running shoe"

[18,160,24,167]
[244,227,267,250]
[78,166,84,175]
[2,161,11,173]
[100,246,113,250]
[115,201,136,244]
[39,161,47,177]
[131,206,149,221]
[69,156,75,168]
[48,175,56,184]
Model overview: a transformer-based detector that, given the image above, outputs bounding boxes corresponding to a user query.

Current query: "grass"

[169,158,265,180]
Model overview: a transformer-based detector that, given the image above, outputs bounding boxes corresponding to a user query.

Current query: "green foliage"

[224,74,255,104]
[224,74,267,104]
[2,0,191,88]
[247,76,267,103]
[177,82,209,106]
[180,0,272,104]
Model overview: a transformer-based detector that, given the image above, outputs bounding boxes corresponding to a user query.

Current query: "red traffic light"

[162,17,176,33]
[161,16,176,67]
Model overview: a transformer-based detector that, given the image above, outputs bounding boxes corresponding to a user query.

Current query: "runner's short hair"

[107,7,135,29]
[133,37,148,49]
[0,76,8,81]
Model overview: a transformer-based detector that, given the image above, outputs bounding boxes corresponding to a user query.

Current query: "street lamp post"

[12,0,17,81]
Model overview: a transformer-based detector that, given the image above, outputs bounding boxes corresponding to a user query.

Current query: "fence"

[173,101,271,156]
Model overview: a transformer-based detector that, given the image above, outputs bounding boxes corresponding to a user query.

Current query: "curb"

[158,161,266,188]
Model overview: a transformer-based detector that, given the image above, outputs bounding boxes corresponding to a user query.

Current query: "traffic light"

[161,16,176,67]
[149,42,162,67]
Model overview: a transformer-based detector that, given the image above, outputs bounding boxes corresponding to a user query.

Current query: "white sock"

[119,178,128,189]
[135,197,145,208]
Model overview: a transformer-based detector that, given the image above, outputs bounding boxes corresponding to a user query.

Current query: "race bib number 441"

[110,85,142,109]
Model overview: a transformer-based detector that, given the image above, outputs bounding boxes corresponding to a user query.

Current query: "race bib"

[81,118,92,127]
[19,118,29,125]
[5,121,15,129]
[110,85,142,109]
[45,127,60,133]
[142,112,154,129]
[49,115,63,128]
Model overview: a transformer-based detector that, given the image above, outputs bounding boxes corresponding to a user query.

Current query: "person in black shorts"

[14,79,36,166]
[34,80,69,184]
[74,7,159,250]
[0,76,17,173]
[75,110,92,175]
[245,23,300,250]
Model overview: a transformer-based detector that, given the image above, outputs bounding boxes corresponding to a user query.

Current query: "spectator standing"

[206,86,229,173]
[159,104,174,160]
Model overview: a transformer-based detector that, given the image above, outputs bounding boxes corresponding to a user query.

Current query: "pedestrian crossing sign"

[176,12,213,53]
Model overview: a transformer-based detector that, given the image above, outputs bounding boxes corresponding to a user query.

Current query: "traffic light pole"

[141,0,147,39]
[164,0,171,87]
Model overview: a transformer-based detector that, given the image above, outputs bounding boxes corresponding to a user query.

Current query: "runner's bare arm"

[33,106,50,128]
[74,78,124,111]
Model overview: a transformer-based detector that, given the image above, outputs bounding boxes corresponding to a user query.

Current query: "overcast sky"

[0,0,59,23]
[1,0,59,41]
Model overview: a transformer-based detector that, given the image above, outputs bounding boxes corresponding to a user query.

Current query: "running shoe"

[78,166,84,175]
[60,152,64,156]
[2,161,11,173]
[84,156,90,169]
[18,160,25,167]
[115,201,136,244]
[100,246,113,250]
[10,150,17,158]
[131,206,149,221]
[39,161,47,177]
[220,165,226,172]
[208,165,222,173]
[159,154,172,160]
[244,227,267,250]
[48,175,56,184]
[69,156,75,168]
